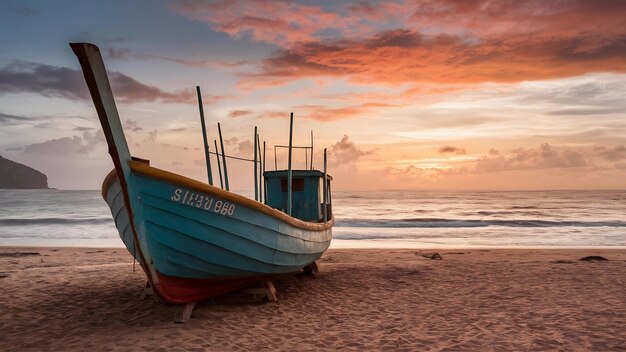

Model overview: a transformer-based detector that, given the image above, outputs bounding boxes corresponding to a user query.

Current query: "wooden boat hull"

[102,163,333,304]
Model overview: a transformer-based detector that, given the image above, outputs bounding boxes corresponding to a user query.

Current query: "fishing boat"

[70,43,334,311]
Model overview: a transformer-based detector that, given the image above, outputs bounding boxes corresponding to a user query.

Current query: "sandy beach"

[1,247,624,351]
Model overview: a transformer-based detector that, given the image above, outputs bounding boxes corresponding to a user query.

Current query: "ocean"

[1,189,625,248]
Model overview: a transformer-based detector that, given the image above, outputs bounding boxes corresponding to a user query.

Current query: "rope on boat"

[207,150,261,163]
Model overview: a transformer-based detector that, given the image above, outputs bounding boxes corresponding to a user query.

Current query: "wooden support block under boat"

[241,281,277,302]
[302,261,321,277]
[174,302,197,323]
[140,281,153,300]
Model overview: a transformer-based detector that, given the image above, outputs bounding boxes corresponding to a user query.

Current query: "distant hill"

[0,155,49,189]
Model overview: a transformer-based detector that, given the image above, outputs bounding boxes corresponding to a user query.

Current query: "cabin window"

[280,177,304,192]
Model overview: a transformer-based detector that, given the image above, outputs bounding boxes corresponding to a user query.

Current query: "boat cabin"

[264,170,332,222]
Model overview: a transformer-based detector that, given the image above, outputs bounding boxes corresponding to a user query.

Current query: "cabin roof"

[264,169,333,180]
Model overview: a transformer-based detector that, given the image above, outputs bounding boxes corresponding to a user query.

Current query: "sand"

[1,247,625,351]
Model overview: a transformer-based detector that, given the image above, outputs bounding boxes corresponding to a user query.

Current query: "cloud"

[595,145,626,161]
[0,61,202,104]
[145,130,158,142]
[0,111,93,130]
[545,108,625,116]
[257,111,287,119]
[228,110,252,118]
[107,47,251,69]
[170,0,348,47]
[438,146,466,155]
[257,103,399,122]
[242,29,626,88]
[107,71,196,104]
[23,130,104,154]
[179,0,626,89]
[223,137,239,146]
[123,119,143,132]
[0,112,34,126]
[9,5,39,16]
[73,126,94,131]
[475,143,587,172]
[236,139,253,156]
[300,103,398,121]
[329,135,373,166]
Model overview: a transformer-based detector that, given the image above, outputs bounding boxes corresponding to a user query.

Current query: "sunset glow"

[1,0,625,190]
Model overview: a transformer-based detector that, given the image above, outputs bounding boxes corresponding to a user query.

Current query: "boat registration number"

[170,188,235,216]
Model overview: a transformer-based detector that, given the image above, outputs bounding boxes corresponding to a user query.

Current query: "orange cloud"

[171,0,349,47]
[243,28,626,88]
[172,1,626,88]
[228,110,252,118]
[256,102,399,122]
[438,146,466,155]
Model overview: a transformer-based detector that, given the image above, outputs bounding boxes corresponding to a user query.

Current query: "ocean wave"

[335,218,626,228]
[0,217,112,225]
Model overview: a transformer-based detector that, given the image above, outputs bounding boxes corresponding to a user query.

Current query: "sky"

[0,0,625,191]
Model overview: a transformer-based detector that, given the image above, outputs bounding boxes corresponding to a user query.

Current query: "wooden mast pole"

[256,133,262,202]
[196,86,213,185]
[214,140,224,189]
[310,130,314,170]
[217,122,229,191]
[253,126,258,201]
[263,141,266,202]
[323,148,328,223]
[287,113,294,216]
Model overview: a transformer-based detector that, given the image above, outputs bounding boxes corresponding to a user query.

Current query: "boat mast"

[217,122,230,191]
[214,140,224,189]
[323,148,328,223]
[310,130,314,170]
[257,133,262,202]
[287,113,294,216]
[262,141,266,203]
[196,86,213,185]
[253,126,258,201]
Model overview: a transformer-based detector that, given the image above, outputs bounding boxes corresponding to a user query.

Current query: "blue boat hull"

[102,164,333,303]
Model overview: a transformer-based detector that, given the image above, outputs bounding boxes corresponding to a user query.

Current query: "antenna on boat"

[323,148,328,223]
[310,130,314,170]
[254,126,258,201]
[214,140,224,189]
[217,122,230,191]
[287,113,294,216]
[196,86,213,186]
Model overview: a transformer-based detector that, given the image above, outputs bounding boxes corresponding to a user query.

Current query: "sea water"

[1,189,625,248]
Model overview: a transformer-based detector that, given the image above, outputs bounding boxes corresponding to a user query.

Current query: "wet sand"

[1,247,625,351]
